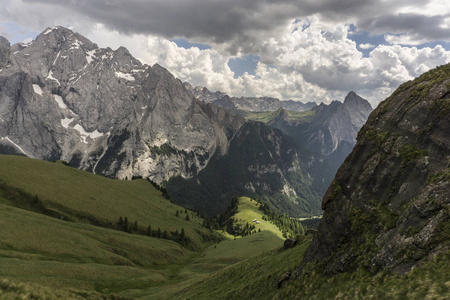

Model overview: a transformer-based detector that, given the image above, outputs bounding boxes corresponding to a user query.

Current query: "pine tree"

[185,214,190,221]
[157,227,162,238]
[133,220,138,232]
[162,230,168,239]
[180,228,185,239]
[176,210,179,217]
[118,216,123,228]
[147,225,152,236]
[123,217,129,232]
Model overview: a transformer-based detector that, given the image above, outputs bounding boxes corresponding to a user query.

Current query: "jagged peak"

[34,26,98,51]
[343,91,372,109]
[114,46,131,56]
[38,26,74,40]
[150,63,170,74]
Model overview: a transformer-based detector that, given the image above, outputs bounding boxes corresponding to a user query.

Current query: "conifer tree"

[123,217,129,232]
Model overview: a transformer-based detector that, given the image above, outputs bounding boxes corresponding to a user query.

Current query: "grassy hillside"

[232,197,284,237]
[0,155,217,250]
[0,156,290,298]
[125,231,285,299]
[0,204,187,294]
[164,236,312,300]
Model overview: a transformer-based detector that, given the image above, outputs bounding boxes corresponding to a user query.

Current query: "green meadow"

[0,155,288,299]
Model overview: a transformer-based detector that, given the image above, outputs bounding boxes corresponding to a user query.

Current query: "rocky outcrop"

[298,64,450,276]
[189,84,316,112]
[0,27,244,182]
[283,238,297,250]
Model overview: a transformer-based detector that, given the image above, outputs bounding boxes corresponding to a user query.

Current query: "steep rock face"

[0,36,10,68]
[190,84,316,112]
[166,121,330,216]
[0,27,244,182]
[267,92,373,172]
[299,64,450,276]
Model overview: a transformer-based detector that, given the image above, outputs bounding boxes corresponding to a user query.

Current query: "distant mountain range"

[265,91,373,171]
[0,26,372,217]
[185,83,317,112]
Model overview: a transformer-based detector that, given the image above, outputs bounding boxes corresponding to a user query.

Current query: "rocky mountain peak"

[343,90,372,110]
[0,26,244,182]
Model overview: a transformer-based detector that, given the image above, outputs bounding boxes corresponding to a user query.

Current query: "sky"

[1,0,450,107]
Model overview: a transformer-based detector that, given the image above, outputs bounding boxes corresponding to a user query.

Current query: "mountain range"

[186,83,317,112]
[0,26,371,217]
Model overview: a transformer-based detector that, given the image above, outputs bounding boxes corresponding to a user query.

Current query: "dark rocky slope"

[166,121,331,216]
[267,91,373,172]
[298,64,450,276]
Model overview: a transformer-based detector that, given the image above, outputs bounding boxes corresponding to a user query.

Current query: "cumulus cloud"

[121,17,449,106]
[359,43,375,50]
[19,0,450,54]
[1,0,450,107]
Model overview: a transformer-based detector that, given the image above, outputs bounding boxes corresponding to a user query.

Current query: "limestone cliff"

[0,26,244,182]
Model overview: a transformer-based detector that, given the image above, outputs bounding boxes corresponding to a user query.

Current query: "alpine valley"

[0,26,372,217]
[0,27,449,300]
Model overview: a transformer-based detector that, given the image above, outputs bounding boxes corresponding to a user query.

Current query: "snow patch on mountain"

[32,84,43,95]
[115,71,135,81]
[73,124,104,143]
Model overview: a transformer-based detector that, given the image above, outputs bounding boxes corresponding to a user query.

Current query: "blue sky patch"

[1,22,39,44]
[228,54,260,78]
[348,29,386,57]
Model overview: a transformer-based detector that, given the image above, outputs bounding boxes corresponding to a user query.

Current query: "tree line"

[117,216,190,247]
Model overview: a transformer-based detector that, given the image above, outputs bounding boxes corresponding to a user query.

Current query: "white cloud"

[48,20,450,108]
[359,43,375,50]
[1,1,450,108]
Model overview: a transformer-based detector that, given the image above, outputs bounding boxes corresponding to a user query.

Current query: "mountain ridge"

[0,26,245,183]
[187,83,317,112]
